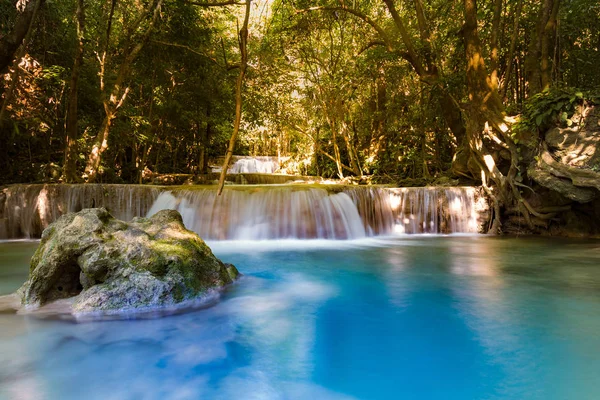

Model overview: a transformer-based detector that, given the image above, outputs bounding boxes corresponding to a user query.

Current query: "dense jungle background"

[1,0,600,233]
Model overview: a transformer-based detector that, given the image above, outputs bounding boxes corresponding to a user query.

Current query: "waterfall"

[1,184,485,240]
[211,156,280,174]
[0,184,161,239]
[344,187,395,236]
[148,188,366,240]
[228,157,279,174]
[147,186,484,240]
[386,187,481,234]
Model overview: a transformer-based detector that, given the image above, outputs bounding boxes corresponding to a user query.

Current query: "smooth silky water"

[1,237,600,400]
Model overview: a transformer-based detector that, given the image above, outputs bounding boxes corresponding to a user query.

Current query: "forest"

[3,2,600,396]
[1,0,599,233]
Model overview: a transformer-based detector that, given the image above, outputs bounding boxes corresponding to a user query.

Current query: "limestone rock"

[19,208,239,313]
[529,106,600,203]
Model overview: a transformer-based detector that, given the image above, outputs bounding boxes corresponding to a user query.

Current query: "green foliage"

[1,0,600,183]
[514,88,600,135]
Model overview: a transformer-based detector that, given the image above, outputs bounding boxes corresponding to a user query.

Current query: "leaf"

[566,119,573,127]
[575,92,583,99]
[535,115,544,126]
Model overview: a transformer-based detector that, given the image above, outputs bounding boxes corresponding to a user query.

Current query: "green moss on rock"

[19,208,239,313]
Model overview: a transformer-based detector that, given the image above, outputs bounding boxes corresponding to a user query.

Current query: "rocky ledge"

[18,208,239,313]
[523,105,600,236]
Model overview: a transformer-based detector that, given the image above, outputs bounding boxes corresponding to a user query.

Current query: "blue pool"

[1,237,600,399]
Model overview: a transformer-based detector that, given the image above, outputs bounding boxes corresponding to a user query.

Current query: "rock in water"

[19,208,239,313]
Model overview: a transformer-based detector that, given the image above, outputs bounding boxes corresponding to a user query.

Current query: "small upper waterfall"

[211,156,281,174]
[228,157,280,174]
[1,184,486,240]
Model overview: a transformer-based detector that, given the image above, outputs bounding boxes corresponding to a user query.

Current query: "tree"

[84,0,164,182]
[62,0,85,182]
[525,0,561,95]
[217,0,251,195]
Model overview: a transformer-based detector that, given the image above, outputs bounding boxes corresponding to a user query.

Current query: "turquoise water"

[1,237,600,399]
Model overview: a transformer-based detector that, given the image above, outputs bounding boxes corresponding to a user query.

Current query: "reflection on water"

[1,237,600,399]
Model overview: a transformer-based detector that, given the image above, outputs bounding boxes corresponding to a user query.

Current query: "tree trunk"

[438,91,466,145]
[383,0,466,147]
[489,0,503,89]
[0,0,42,125]
[419,85,430,179]
[413,0,434,69]
[331,132,344,179]
[85,0,163,182]
[313,2,467,152]
[200,104,211,174]
[501,0,523,99]
[314,127,320,176]
[63,0,86,183]
[462,0,535,233]
[525,0,554,95]
[86,114,112,182]
[382,0,426,76]
[0,0,45,73]
[341,120,361,176]
[541,0,560,90]
[369,69,387,168]
[326,114,344,179]
[217,0,251,195]
[463,0,505,149]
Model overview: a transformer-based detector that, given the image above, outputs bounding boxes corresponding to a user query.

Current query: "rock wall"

[521,105,600,236]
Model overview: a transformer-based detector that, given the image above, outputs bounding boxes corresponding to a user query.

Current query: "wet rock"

[19,208,239,313]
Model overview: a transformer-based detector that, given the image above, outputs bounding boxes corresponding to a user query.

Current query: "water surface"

[1,237,600,400]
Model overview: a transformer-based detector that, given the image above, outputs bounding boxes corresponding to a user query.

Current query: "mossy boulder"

[19,208,239,313]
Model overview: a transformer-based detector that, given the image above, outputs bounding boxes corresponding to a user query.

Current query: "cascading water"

[211,156,280,174]
[386,187,482,234]
[147,188,366,240]
[0,184,161,239]
[147,186,485,240]
[1,184,486,240]
[344,187,395,236]
[228,157,279,174]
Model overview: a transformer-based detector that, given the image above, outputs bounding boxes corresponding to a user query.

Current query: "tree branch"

[357,40,386,55]
[152,40,219,64]
[382,0,426,76]
[187,0,245,6]
[0,0,46,73]
[290,125,356,175]
[295,6,394,53]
